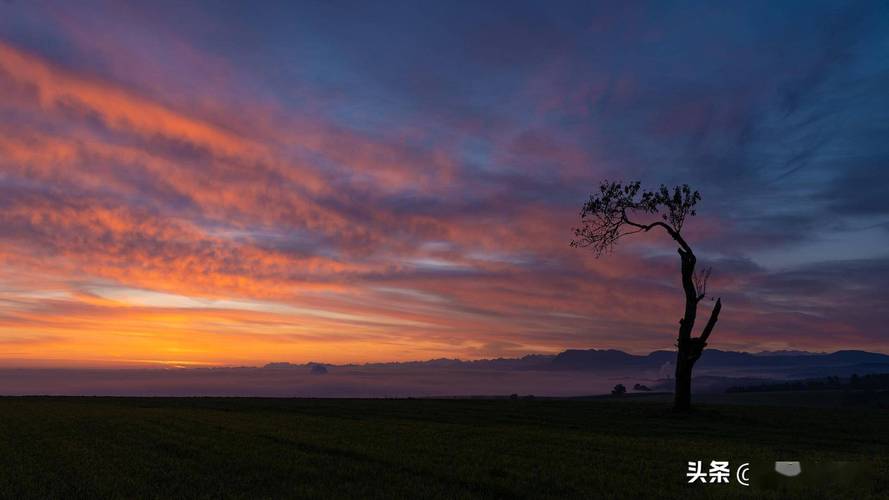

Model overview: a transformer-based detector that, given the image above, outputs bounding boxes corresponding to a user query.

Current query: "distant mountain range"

[12,349,876,398]
[266,348,889,378]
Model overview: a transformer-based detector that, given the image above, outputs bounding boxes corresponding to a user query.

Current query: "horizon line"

[3,347,886,370]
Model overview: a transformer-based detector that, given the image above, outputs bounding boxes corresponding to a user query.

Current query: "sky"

[0,1,888,367]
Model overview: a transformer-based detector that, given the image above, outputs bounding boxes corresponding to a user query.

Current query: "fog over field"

[3,349,886,397]
[0,367,629,398]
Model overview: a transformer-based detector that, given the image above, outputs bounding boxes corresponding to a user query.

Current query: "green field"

[1,397,886,499]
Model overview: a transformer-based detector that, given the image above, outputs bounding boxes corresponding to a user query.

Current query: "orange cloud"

[1,31,886,370]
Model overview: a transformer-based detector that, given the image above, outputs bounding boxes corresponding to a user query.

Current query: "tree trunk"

[674,350,692,411]
[671,247,722,411]
[674,247,699,412]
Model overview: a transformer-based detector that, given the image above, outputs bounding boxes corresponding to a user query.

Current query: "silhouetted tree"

[571,181,722,411]
[611,384,627,396]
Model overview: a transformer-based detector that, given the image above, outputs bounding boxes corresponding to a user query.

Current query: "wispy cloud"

[0,1,888,366]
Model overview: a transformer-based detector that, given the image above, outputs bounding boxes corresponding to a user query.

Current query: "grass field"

[1,397,887,499]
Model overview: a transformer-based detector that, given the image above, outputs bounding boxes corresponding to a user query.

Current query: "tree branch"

[621,213,694,254]
[698,298,722,344]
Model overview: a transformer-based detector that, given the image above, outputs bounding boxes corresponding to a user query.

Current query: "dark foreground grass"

[0,397,887,499]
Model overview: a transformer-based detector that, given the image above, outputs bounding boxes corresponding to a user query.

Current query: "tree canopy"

[570,181,700,256]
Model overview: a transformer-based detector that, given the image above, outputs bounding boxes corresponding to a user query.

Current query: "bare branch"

[698,298,722,344]
[693,266,712,302]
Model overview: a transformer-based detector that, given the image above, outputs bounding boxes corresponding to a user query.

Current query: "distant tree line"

[727,373,889,393]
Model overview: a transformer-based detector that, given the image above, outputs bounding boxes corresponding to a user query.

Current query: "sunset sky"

[1,1,888,367]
